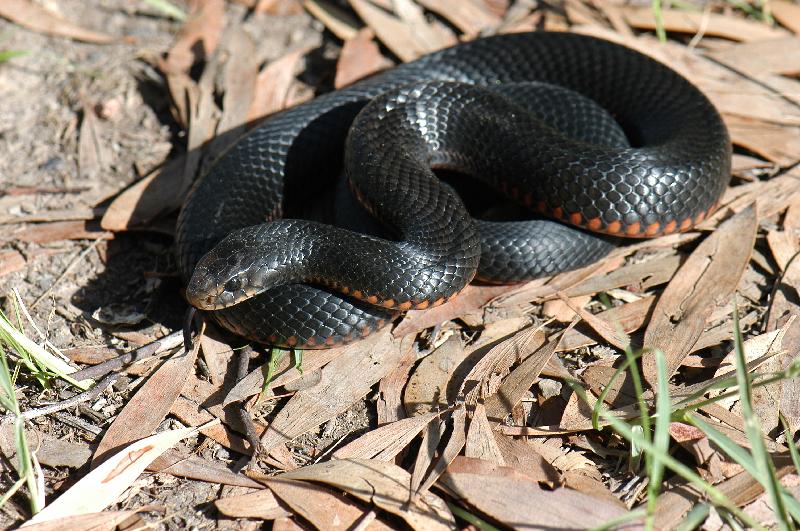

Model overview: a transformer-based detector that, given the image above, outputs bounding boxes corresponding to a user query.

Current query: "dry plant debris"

[2,0,800,529]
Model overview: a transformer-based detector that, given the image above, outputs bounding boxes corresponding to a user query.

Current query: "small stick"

[1,373,117,423]
[69,330,184,381]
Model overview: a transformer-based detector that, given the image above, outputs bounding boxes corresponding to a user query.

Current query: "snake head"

[185,229,284,310]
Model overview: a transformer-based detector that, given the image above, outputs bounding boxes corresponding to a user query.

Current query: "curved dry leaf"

[493,434,561,486]
[21,510,144,531]
[278,458,455,530]
[335,27,393,88]
[439,472,629,528]
[464,403,505,464]
[416,0,500,35]
[349,0,451,62]
[266,479,393,530]
[621,6,789,42]
[377,345,417,424]
[304,0,360,40]
[161,0,225,74]
[100,156,187,231]
[484,335,558,422]
[773,1,800,34]
[460,325,546,405]
[149,450,263,487]
[404,334,465,416]
[92,346,198,465]
[249,45,315,121]
[0,0,116,43]
[393,284,513,338]
[25,426,199,526]
[332,410,442,461]
[259,330,409,454]
[642,204,757,387]
[215,490,291,520]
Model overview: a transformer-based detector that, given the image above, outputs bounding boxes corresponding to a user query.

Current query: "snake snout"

[186,252,277,310]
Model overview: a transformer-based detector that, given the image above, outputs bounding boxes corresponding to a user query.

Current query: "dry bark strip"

[276,458,455,530]
[642,204,757,387]
[258,330,410,454]
[265,479,394,530]
[91,345,198,465]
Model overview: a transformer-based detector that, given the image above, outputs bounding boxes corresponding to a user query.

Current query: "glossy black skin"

[176,32,731,348]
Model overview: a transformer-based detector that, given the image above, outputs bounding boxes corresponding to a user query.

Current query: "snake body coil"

[177,32,731,348]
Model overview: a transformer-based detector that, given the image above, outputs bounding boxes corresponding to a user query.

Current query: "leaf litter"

[3,0,800,528]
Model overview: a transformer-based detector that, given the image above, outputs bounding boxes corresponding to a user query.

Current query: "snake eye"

[226,276,243,292]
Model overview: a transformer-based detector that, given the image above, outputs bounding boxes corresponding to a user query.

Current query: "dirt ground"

[0,2,328,527]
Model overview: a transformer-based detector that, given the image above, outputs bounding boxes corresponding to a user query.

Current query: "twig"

[69,330,184,381]
[1,373,117,423]
[52,412,102,435]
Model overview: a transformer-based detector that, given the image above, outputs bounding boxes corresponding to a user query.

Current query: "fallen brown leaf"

[258,331,409,455]
[464,403,505,464]
[335,27,393,88]
[249,45,314,121]
[215,489,291,519]
[276,458,455,530]
[404,334,464,416]
[621,6,789,42]
[266,478,393,530]
[332,410,443,461]
[0,0,116,43]
[439,471,629,528]
[484,335,559,422]
[416,0,500,35]
[349,0,455,62]
[303,0,360,40]
[92,344,198,465]
[642,204,757,387]
[772,0,800,35]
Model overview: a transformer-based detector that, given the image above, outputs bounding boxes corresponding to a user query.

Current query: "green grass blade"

[571,383,765,530]
[447,503,503,531]
[676,503,710,531]
[142,0,186,20]
[780,414,800,476]
[731,301,792,529]
[651,0,667,42]
[592,508,647,530]
[645,349,671,528]
[0,49,27,63]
